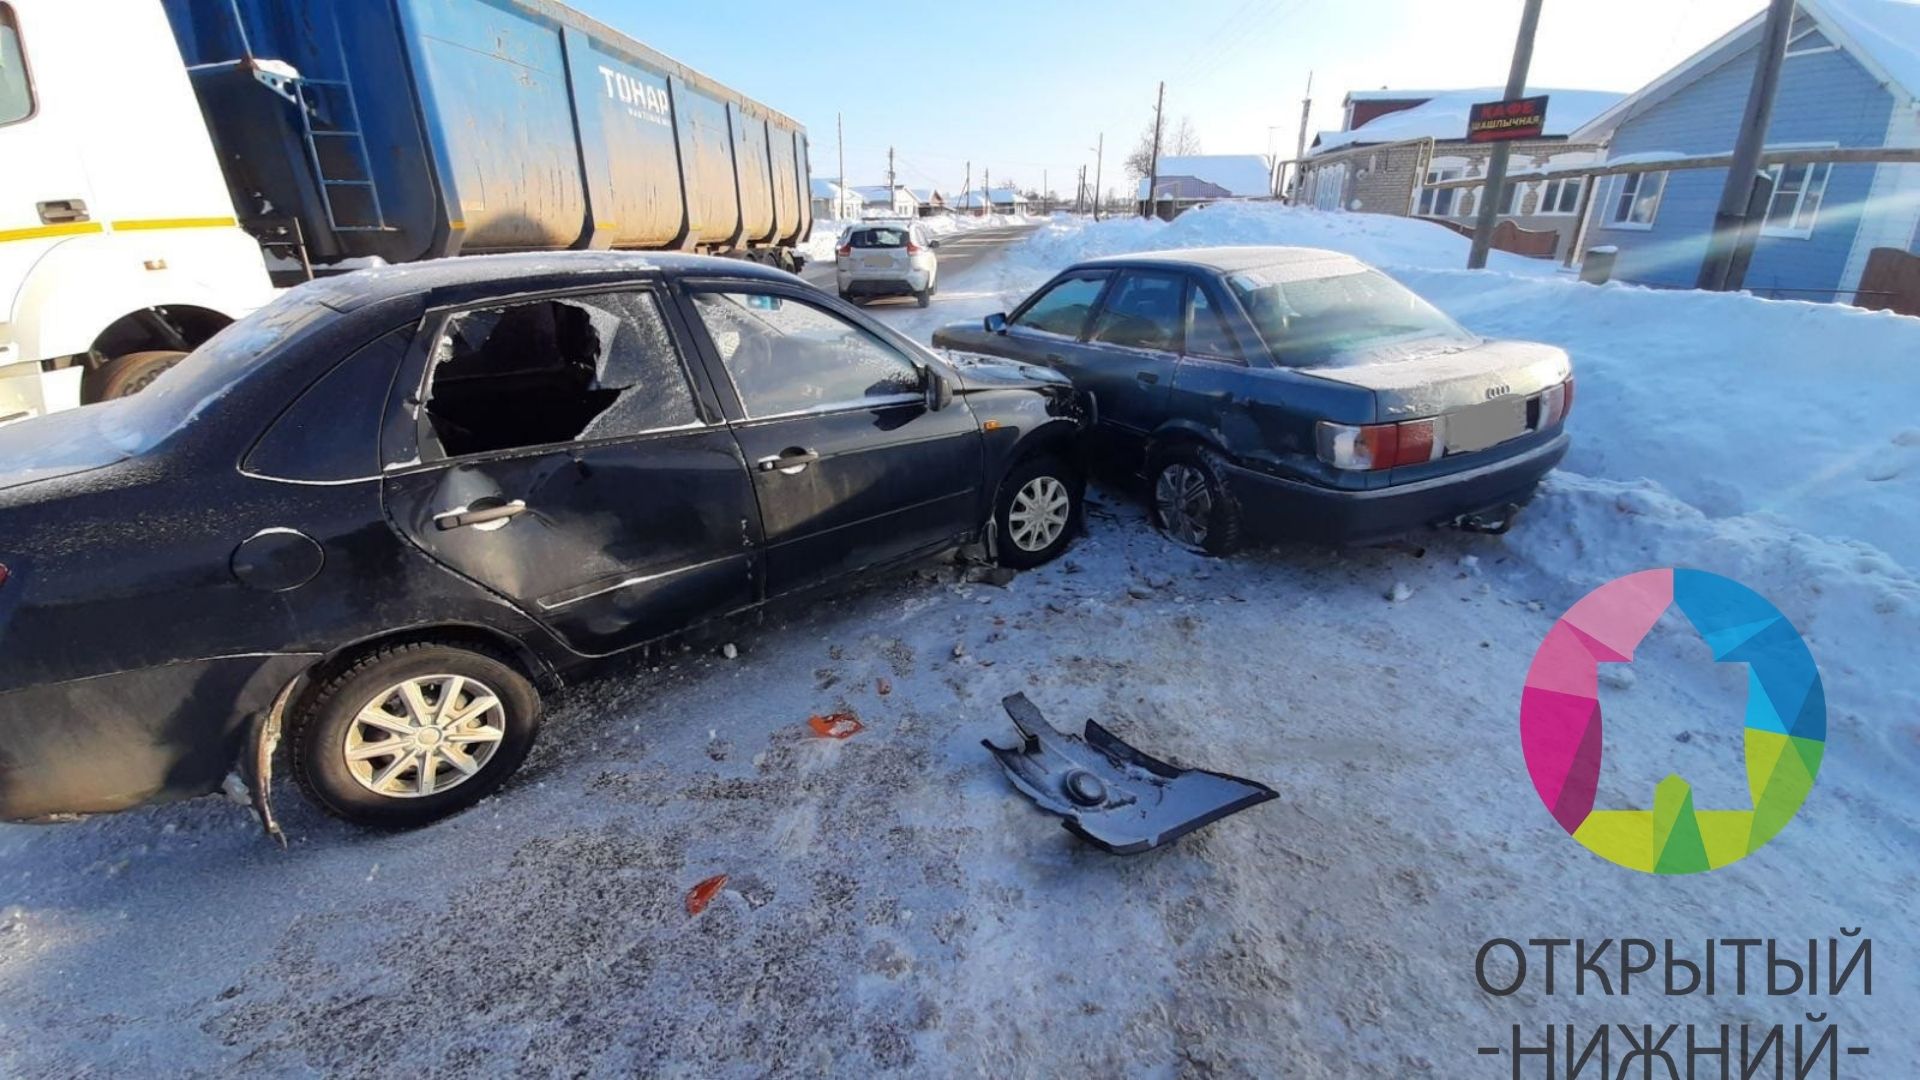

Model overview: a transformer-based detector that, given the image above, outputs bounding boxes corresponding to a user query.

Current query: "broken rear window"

[423,291,697,459]
[849,227,909,249]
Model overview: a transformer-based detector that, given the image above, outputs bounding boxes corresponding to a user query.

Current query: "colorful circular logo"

[1519,569,1825,874]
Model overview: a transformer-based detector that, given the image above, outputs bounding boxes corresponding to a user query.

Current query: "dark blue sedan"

[932,246,1573,553]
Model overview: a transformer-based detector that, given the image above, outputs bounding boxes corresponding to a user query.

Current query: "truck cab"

[0,0,275,423]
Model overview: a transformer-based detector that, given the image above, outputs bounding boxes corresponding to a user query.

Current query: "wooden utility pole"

[1144,81,1165,218]
[1289,72,1313,201]
[1467,0,1543,270]
[984,166,991,216]
[962,161,970,215]
[1093,133,1104,221]
[1042,169,1048,214]
[886,146,896,208]
[836,113,846,217]
[1698,0,1796,290]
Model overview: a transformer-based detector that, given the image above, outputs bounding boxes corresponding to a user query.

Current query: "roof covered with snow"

[1573,0,1920,140]
[1137,155,1274,200]
[852,185,917,204]
[810,179,851,200]
[1310,87,1625,155]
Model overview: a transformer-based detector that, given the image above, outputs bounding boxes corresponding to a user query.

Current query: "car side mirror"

[929,239,942,249]
[923,366,954,411]
[984,312,1008,334]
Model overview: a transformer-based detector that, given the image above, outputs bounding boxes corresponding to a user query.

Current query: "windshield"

[1228,267,1476,367]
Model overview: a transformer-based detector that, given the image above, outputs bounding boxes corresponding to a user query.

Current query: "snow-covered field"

[0,206,1913,1077]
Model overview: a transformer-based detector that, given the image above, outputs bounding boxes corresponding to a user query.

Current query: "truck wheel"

[91,350,188,401]
[290,642,543,828]
[1149,445,1244,556]
[995,454,1083,569]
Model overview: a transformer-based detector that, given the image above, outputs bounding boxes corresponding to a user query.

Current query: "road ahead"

[801,222,1040,296]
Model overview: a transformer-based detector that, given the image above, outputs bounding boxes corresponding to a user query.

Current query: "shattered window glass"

[691,291,920,418]
[424,291,696,458]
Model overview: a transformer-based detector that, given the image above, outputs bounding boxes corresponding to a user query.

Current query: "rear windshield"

[850,227,909,249]
[1228,267,1475,368]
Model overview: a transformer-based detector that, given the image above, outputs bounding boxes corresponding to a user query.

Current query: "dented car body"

[934,246,1573,551]
[0,253,1084,824]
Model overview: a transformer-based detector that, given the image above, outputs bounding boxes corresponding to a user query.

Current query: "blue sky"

[571,0,1764,199]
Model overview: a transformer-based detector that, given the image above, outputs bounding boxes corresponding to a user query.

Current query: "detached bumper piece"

[984,693,1277,855]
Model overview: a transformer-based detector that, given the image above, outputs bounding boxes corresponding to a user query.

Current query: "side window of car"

[1010,272,1109,338]
[419,290,697,460]
[247,326,412,482]
[690,290,921,418]
[1088,271,1186,353]
[1185,282,1243,362]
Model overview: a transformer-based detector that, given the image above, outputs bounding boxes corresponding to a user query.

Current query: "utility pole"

[1467,0,1543,270]
[1290,71,1313,202]
[962,161,970,216]
[1698,0,1796,291]
[1144,81,1165,218]
[1093,133,1104,221]
[1043,169,1048,215]
[886,145,896,205]
[836,113,846,218]
[984,166,991,216]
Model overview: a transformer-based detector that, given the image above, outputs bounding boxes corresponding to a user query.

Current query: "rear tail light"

[906,242,922,254]
[836,243,852,257]
[1538,376,1574,429]
[1316,418,1443,471]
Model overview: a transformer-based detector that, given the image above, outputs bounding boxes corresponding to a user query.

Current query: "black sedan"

[933,246,1572,553]
[0,253,1084,830]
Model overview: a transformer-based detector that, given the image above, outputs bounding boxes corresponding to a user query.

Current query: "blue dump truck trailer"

[159,0,812,279]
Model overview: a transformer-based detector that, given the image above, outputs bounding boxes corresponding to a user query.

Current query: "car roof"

[1072,245,1369,276]
[294,250,802,314]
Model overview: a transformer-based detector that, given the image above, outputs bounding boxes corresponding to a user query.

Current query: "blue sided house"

[1571,0,1920,303]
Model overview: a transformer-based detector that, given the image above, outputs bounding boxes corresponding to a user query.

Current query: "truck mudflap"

[983,693,1277,855]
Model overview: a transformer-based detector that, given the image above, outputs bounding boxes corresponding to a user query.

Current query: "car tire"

[90,349,188,401]
[290,642,542,828]
[994,454,1083,569]
[1149,444,1244,556]
[915,290,931,308]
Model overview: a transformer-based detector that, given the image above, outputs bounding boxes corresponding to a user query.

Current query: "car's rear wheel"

[995,454,1082,568]
[915,289,931,308]
[290,642,542,828]
[1150,445,1243,556]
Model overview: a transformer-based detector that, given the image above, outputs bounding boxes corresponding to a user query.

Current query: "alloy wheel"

[1155,463,1212,548]
[1008,475,1072,552]
[342,675,508,798]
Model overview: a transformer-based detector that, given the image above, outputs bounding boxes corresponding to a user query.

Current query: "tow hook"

[1453,503,1522,535]
[983,693,1277,855]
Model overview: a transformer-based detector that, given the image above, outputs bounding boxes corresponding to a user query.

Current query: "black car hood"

[943,352,1072,394]
[0,404,144,493]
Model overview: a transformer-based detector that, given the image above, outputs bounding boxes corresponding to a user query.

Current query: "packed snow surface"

[0,204,1912,1076]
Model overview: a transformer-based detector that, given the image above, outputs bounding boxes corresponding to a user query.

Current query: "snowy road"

[0,209,1912,1077]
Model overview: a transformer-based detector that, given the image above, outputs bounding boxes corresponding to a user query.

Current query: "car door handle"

[37,199,90,225]
[434,499,527,531]
[1136,371,1160,385]
[757,448,820,475]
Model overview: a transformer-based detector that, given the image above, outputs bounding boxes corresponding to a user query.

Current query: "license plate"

[1446,396,1526,454]
[861,254,896,269]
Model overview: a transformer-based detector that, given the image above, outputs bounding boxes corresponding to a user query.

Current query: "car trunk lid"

[1303,339,1570,424]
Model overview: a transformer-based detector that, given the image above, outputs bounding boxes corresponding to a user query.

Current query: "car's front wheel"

[290,642,542,827]
[995,454,1083,568]
[1150,445,1244,556]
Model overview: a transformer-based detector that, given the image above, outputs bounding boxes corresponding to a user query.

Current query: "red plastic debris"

[686,873,728,915]
[808,711,864,739]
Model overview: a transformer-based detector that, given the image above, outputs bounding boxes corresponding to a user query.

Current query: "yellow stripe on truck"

[110,216,239,231]
[0,217,239,245]
[0,221,106,243]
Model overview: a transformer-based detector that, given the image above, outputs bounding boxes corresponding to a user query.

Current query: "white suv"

[835,221,940,307]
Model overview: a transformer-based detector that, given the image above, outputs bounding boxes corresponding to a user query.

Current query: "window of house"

[1499,180,1525,216]
[422,291,697,459]
[1184,284,1241,361]
[1762,161,1830,237]
[1607,171,1666,228]
[1011,272,1109,338]
[1418,167,1463,216]
[690,290,920,418]
[0,4,34,126]
[1538,177,1584,215]
[1087,271,1186,352]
